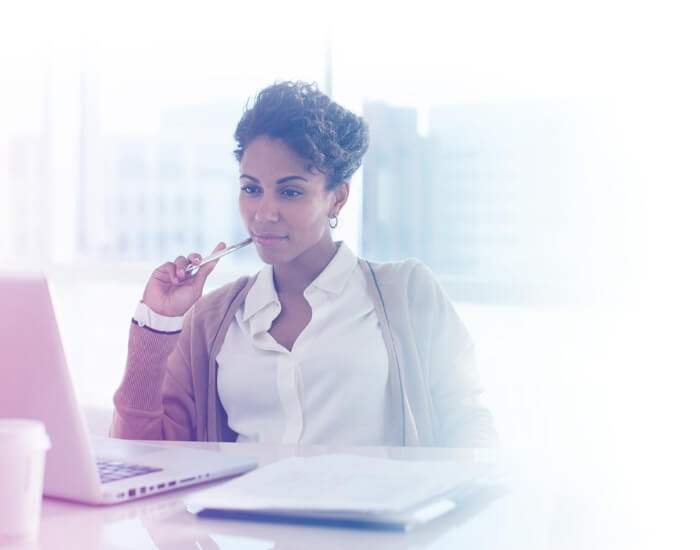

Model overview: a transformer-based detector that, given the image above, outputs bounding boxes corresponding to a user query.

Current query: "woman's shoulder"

[190,275,255,322]
[364,257,437,288]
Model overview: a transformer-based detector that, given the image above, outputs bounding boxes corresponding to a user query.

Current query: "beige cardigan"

[111,259,496,447]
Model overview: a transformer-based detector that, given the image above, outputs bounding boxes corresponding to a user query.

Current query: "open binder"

[186,454,496,531]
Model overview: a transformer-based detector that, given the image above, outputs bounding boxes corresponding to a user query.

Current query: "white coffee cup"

[0,419,51,544]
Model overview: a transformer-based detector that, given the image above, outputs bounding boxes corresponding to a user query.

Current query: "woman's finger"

[187,252,202,266]
[192,242,227,284]
[173,256,188,279]
[152,262,179,285]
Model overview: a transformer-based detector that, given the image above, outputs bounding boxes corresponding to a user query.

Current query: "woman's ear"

[330,182,350,216]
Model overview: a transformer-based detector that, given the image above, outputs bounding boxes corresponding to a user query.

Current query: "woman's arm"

[110,243,228,440]
[409,262,498,447]
[110,317,197,441]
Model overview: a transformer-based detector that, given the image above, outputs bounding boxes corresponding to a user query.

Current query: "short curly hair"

[234,81,369,190]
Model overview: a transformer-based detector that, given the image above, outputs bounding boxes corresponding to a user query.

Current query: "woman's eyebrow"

[276,175,309,184]
[240,174,309,184]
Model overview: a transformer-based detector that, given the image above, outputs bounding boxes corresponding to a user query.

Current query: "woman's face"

[238,135,347,266]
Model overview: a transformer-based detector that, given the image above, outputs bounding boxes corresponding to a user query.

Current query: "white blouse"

[216,243,392,445]
[134,243,393,445]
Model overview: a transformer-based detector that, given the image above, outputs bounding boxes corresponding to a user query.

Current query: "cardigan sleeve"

[408,262,498,447]
[109,313,198,441]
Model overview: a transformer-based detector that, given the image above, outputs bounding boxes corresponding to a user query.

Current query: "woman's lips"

[252,232,288,246]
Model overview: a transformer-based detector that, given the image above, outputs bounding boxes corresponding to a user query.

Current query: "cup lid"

[0,419,51,452]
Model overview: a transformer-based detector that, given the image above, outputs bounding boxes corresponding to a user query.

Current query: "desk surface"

[11,442,637,550]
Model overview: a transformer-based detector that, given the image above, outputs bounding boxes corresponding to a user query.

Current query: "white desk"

[9,442,634,549]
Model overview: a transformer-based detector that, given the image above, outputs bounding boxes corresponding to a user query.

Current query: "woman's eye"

[240,185,260,194]
[281,188,302,198]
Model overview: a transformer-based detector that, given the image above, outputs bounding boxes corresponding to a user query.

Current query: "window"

[1,4,696,467]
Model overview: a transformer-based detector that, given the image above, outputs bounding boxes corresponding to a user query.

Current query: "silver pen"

[184,237,253,273]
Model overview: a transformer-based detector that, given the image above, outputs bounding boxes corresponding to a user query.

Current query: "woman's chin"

[254,245,288,265]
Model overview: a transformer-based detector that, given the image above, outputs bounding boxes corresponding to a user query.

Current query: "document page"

[186,454,486,514]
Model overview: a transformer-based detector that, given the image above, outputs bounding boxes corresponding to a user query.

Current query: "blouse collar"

[241,241,357,323]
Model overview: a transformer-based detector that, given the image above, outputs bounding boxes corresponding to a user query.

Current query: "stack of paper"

[186,454,490,529]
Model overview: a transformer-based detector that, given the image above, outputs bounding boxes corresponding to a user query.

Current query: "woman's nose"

[254,195,280,222]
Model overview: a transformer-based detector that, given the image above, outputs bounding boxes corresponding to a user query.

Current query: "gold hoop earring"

[329,215,339,229]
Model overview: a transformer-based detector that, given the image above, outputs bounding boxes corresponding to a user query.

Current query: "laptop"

[0,273,257,505]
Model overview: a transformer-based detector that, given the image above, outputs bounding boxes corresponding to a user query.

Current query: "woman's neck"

[272,235,340,295]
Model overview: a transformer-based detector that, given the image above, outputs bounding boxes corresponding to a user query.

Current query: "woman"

[111,81,496,447]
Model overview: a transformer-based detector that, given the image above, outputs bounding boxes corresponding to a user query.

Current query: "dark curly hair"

[234,81,369,190]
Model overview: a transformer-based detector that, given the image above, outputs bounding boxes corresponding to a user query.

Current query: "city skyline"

[361,98,609,302]
[4,88,611,304]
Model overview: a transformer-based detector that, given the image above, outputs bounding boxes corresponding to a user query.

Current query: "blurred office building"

[78,100,255,265]
[361,103,434,267]
[6,133,51,262]
[362,100,605,302]
[3,64,606,306]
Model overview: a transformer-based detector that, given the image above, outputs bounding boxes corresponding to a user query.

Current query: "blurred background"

[1,0,699,546]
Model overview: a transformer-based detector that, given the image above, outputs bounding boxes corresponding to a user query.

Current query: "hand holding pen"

[141,238,253,317]
[184,237,253,273]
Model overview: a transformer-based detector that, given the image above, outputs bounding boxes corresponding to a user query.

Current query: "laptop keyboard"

[97,460,163,484]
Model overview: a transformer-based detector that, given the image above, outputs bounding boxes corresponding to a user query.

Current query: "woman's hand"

[141,242,227,317]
